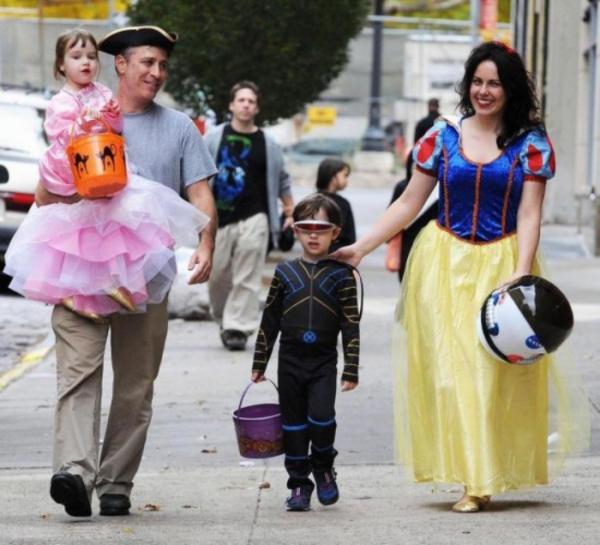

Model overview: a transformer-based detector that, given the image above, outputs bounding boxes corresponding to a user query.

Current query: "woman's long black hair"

[315,158,350,192]
[456,41,542,148]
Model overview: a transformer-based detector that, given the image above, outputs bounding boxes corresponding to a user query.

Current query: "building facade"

[514,0,600,246]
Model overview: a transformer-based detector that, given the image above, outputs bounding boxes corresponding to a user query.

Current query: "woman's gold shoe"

[452,494,491,513]
[62,297,108,324]
[105,287,136,312]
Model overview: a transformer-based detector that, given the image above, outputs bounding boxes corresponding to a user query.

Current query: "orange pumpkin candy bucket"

[66,120,128,198]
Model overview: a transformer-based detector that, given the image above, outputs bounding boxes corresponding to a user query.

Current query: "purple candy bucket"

[232,380,283,459]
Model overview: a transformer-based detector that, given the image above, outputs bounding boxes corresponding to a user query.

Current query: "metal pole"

[471,0,481,45]
[37,0,45,89]
[510,0,516,46]
[513,0,523,55]
[587,1,600,255]
[0,19,3,84]
[361,0,386,152]
[588,2,598,194]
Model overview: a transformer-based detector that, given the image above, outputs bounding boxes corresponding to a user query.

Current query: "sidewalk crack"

[588,395,600,414]
[246,461,269,545]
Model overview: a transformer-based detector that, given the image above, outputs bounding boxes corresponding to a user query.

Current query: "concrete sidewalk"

[1,459,599,545]
[1,253,599,544]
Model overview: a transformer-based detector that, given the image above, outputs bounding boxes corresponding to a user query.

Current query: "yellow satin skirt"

[393,222,589,497]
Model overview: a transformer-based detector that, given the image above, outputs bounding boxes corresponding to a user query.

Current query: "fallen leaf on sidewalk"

[122,528,134,534]
[258,481,271,489]
[40,512,50,519]
[201,447,217,454]
[142,503,161,511]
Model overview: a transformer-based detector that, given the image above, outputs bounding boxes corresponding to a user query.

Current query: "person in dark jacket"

[388,151,438,282]
[413,97,441,144]
[315,158,356,253]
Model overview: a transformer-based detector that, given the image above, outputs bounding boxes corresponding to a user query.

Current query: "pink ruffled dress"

[5,82,209,316]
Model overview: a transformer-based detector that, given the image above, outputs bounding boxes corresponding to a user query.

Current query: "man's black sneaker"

[99,493,131,516]
[314,469,339,505]
[49,472,92,517]
[286,485,313,511]
[220,329,247,351]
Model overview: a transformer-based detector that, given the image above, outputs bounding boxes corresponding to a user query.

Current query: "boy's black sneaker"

[286,484,313,511]
[314,469,339,505]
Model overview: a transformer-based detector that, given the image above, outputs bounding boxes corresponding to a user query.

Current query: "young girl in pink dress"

[4,29,209,320]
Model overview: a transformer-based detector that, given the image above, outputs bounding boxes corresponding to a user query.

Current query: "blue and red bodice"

[413,118,555,243]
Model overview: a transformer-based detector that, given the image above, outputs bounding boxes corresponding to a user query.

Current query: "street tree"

[128,0,370,123]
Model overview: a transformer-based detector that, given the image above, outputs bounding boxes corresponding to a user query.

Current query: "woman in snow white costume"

[332,41,589,512]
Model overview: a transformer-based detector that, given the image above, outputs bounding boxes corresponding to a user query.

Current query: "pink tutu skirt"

[4,174,210,315]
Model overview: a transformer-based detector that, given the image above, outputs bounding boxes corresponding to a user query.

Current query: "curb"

[0,332,54,393]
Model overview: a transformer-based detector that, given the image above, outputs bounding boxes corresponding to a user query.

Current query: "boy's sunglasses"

[294,220,336,233]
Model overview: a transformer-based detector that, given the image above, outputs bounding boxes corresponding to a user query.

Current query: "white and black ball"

[477,275,574,364]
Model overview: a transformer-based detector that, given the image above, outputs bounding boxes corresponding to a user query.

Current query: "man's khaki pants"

[208,212,269,335]
[51,299,168,499]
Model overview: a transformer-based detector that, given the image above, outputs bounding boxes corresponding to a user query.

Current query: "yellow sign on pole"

[307,106,337,126]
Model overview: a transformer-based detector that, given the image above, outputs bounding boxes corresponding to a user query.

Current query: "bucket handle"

[238,378,278,412]
[68,116,113,146]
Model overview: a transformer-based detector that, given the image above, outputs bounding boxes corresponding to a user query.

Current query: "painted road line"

[0,333,54,392]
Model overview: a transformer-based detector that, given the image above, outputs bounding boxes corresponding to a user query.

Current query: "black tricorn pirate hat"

[98,25,178,56]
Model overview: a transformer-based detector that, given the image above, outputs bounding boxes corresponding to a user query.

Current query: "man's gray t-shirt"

[123,103,216,192]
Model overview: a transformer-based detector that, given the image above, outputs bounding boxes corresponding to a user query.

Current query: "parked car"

[285,137,358,164]
[0,89,50,287]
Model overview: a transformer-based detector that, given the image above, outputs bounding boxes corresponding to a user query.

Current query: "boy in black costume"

[252,193,360,511]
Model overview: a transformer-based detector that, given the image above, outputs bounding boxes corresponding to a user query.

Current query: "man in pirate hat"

[36,25,218,517]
